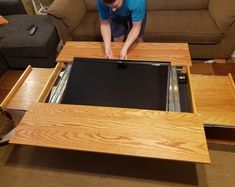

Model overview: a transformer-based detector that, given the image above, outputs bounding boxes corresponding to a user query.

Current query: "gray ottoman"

[0,0,26,15]
[0,15,59,69]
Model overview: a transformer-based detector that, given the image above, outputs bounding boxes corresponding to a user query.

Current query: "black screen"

[61,58,170,110]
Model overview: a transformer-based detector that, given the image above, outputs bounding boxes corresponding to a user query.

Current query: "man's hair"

[102,0,116,4]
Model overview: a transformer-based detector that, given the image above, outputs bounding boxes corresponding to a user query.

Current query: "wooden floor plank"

[191,62,215,75]
[0,89,10,103]
[0,70,23,89]
[212,63,235,81]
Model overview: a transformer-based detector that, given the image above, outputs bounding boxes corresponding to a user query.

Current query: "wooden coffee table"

[3,42,234,164]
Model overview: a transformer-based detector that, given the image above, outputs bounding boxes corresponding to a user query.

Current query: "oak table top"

[10,103,210,164]
[57,42,192,67]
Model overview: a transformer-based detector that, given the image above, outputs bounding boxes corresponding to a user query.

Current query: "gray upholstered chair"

[0,1,59,69]
[0,0,27,15]
[0,15,59,69]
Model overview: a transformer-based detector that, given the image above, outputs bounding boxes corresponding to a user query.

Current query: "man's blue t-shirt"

[97,0,146,22]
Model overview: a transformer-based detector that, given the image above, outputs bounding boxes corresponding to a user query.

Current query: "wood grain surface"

[186,67,198,114]
[57,42,192,66]
[5,68,54,110]
[229,73,235,90]
[191,75,235,127]
[37,63,64,103]
[10,103,210,163]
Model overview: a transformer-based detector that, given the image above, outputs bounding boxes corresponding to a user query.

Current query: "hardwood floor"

[190,62,215,75]
[0,70,23,103]
[191,61,235,81]
[212,62,235,79]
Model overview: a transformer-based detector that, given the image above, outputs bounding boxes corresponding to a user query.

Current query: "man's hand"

[100,19,112,59]
[105,48,113,59]
[120,21,142,60]
[120,48,128,60]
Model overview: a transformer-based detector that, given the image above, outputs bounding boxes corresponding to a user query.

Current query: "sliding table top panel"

[191,74,235,127]
[10,103,210,164]
[57,42,192,67]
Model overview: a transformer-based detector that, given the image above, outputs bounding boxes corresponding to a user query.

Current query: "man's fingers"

[120,53,127,60]
[121,56,127,60]
[105,50,113,59]
[106,54,113,59]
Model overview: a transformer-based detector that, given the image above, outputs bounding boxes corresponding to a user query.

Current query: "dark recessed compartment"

[178,72,192,112]
[49,58,193,113]
[61,58,170,111]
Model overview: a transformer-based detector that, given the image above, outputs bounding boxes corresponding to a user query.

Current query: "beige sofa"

[48,0,235,59]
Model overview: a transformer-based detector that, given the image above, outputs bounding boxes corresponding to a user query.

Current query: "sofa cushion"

[48,0,86,33]
[0,15,59,58]
[147,0,209,11]
[0,16,8,25]
[209,0,235,33]
[144,10,223,44]
[72,12,101,41]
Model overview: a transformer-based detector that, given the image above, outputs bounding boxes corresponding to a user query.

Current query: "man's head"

[102,0,123,11]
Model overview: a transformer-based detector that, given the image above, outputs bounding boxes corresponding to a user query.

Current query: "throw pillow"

[0,16,8,26]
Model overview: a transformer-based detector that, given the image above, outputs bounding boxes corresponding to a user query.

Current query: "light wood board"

[5,68,54,110]
[10,103,210,163]
[57,42,192,67]
[191,75,235,127]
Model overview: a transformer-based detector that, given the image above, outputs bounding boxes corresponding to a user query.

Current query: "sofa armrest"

[49,15,72,42]
[48,0,86,33]
[214,21,235,58]
[209,0,235,33]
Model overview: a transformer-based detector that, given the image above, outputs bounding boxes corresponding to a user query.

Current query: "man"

[97,0,146,60]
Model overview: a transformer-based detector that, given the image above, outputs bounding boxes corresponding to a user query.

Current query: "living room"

[0,0,235,186]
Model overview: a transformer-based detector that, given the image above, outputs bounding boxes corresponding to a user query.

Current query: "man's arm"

[100,20,113,59]
[120,21,142,59]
